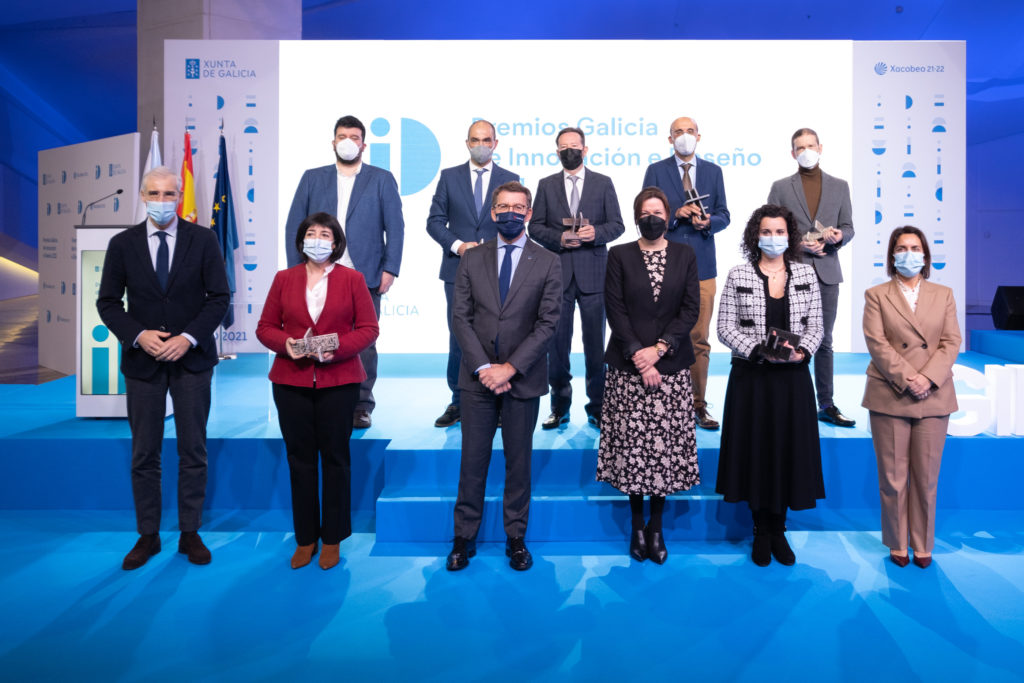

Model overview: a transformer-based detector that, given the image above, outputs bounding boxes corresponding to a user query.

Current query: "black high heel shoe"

[645,525,668,564]
[629,529,648,562]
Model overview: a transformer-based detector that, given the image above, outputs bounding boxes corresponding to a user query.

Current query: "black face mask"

[637,215,667,241]
[494,211,527,240]
[558,148,583,171]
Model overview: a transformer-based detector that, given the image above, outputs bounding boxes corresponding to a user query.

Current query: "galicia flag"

[211,133,239,328]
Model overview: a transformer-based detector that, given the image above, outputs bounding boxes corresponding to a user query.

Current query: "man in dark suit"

[426,119,519,428]
[97,166,230,570]
[446,181,561,572]
[767,127,856,427]
[285,115,404,429]
[642,116,730,430]
[528,126,624,429]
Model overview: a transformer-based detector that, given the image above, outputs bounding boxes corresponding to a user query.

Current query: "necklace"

[759,263,786,281]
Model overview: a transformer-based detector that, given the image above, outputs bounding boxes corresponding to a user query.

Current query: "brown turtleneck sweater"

[799,165,822,221]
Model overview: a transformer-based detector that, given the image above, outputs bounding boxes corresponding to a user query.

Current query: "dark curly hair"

[741,204,801,265]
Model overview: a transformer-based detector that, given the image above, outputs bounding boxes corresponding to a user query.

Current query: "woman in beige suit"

[862,226,960,569]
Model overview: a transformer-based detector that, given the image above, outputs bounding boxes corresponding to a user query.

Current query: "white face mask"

[759,235,789,257]
[673,133,698,157]
[796,148,820,169]
[303,238,333,263]
[894,251,925,277]
[335,138,360,162]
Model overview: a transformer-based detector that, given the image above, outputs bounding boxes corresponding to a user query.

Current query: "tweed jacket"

[717,261,823,360]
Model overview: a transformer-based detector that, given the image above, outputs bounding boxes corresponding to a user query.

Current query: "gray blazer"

[452,238,562,399]
[766,170,853,285]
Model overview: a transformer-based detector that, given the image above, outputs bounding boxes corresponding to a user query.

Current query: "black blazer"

[604,241,700,374]
[97,220,230,380]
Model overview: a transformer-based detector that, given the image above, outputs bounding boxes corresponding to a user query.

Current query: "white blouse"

[896,276,922,312]
[305,263,336,323]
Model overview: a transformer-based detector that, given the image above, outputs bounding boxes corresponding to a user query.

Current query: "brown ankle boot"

[319,543,340,570]
[291,542,317,569]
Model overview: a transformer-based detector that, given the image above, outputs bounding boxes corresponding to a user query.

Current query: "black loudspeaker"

[991,286,1024,330]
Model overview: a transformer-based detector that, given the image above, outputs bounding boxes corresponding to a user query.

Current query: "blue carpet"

[0,511,1022,681]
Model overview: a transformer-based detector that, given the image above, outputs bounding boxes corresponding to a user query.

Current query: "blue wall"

[1,0,1021,320]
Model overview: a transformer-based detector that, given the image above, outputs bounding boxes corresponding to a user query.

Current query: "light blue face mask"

[894,250,925,277]
[146,201,177,226]
[758,235,789,257]
[303,238,334,263]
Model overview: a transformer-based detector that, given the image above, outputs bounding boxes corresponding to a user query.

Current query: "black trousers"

[453,389,540,540]
[125,365,212,535]
[273,382,359,545]
[548,274,606,418]
[357,287,382,413]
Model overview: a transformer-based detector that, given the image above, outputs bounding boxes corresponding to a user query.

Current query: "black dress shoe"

[644,526,667,564]
[446,536,476,571]
[505,536,533,571]
[178,531,212,565]
[122,533,161,570]
[695,407,720,430]
[818,405,856,428]
[542,411,568,430]
[434,404,460,428]
[353,409,372,429]
[629,529,648,562]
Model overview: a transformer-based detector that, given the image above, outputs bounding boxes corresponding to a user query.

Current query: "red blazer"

[256,264,379,388]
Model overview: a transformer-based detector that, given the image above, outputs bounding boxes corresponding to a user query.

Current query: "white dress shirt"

[336,164,360,269]
[451,160,494,255]
[306,263,336,324]
[563,166,586,210]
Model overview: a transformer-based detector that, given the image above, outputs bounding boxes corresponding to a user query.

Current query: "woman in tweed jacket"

[716,204,824,567]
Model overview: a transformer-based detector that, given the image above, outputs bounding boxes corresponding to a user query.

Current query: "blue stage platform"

[1,337,1021,544]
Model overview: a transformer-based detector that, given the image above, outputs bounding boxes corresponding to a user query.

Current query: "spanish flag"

[178,131,198,222]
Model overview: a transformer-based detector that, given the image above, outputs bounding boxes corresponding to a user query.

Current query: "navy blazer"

[641,155,730,281]
[527,168,625,294]
[96,220,230,380]
[284,163,404,288]
[604,241,700,374]
[452,238,562,399]
[426,161,520,283]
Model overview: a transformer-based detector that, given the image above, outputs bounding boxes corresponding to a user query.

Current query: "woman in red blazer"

[257,212,379,570]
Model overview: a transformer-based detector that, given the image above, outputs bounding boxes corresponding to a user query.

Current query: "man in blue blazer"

[529,127,625,429]
[285,115,405,429]
[426,120,519,428]
[642,116,730,430]
[97,166,230,570]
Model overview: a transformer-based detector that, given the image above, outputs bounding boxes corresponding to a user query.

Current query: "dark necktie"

[682,162,693,191]
[155,231,169,290]
[473,168,486,217]
[499,244,515,305]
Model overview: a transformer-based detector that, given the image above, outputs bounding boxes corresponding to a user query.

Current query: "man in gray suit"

[529,127,624,429]
[446,181,562,572]
[767,127,856,427]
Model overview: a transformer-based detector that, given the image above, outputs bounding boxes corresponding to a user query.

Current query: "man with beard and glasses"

[528,126,624,430]
[285,115,404,429]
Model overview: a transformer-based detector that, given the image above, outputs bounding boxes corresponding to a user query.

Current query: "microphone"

[80,188,124,226]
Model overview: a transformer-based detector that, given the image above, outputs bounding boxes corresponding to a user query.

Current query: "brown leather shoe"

[122,533,161,570]
[178,531,212,565]
[319,543,340,570]
[353,409,372,429]
[913,554,932,569]
[291,542,318,569]
[695,407,720,430]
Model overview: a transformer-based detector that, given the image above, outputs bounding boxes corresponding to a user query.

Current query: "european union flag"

[211,134,239,328]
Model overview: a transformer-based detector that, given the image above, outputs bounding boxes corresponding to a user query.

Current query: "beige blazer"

[861,279,961,418]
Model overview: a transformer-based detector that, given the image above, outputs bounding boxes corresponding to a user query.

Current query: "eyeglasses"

[145,191,179,200]
[494,203,529,213]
